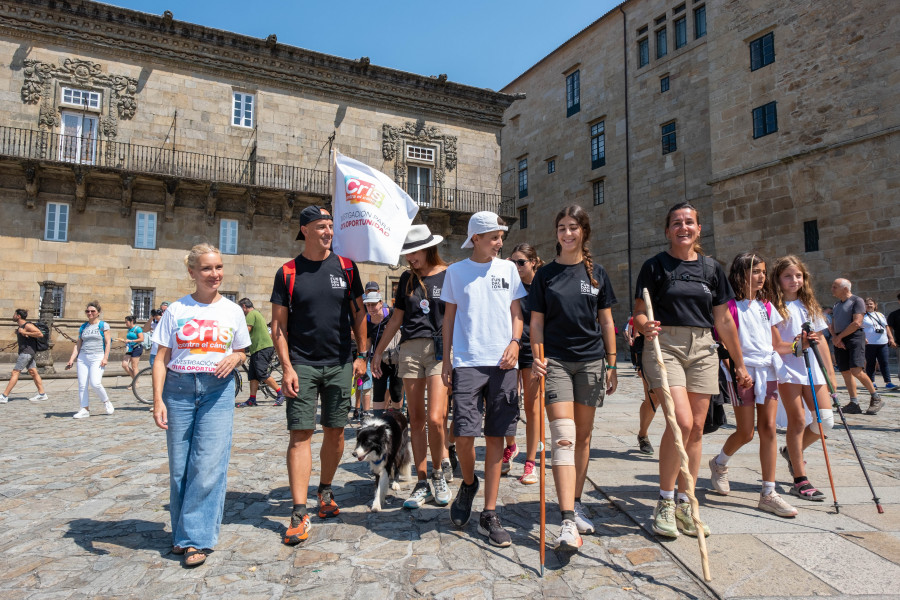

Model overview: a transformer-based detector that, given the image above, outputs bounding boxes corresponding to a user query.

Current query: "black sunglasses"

[511,259,529,266]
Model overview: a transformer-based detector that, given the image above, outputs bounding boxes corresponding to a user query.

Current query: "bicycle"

[131,366,244,405]
[240,353,283,400]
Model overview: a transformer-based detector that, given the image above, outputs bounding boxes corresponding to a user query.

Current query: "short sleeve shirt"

[79,321,109,356]
[367,307,393,349]
[152,295,251,373]
[888,309,900,340]
[394,269,446,343]
[635,252,733,328]
[125,325,143,352]
[245,309,274,355]
[530,261,617,362]
[270,253,364,366]
[832,295,865,333]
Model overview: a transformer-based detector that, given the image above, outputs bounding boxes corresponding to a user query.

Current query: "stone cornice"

[0,0,516,127]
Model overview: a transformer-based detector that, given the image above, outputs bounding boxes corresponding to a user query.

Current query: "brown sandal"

[172,546,186,555]
[183,548,207,567]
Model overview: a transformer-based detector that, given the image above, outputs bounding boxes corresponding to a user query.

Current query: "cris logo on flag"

[345,175,386,208]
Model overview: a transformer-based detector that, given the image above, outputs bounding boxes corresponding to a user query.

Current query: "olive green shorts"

[286,363,352,430]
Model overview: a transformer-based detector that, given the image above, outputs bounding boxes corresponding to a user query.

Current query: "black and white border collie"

[353,411,412,512]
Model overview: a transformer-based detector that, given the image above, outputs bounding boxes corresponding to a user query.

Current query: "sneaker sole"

[318,508,340,518]
[403,497,433,509]
[651,523,679,538]
[556,538,583,551]
[865,406,883,415]
[519,477,538,485]
[758,503,798,518]
[433,495,451,506]
[675,521,710,538]
[576,525,595,535]
[476,524,511,547]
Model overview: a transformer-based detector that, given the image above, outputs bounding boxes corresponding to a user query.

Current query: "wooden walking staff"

[537,343,547,577]
[641,289,712,582]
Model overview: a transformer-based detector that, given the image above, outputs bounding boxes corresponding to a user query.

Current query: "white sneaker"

[758,491,798,518]
[73,408,90,419]
[29,393,48,402]
[105,401,115,415]
[708,456,730,495]
[573,501,595,534]
[0,394,8,404]
[556,519,583,550]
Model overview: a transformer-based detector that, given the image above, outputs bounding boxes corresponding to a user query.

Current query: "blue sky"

[101,0,621,90]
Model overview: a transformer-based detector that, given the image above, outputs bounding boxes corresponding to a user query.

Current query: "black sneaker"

[477,511,511,547]
[450,476,479,527]
[637,435,654,455]
[865,395,884,415]
[842,401,863,415]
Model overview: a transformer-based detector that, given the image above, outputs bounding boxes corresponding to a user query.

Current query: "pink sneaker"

[519,460,538,484]
[501,443,518,475]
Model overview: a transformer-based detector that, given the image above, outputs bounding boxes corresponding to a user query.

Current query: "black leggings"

[372,361,403,404]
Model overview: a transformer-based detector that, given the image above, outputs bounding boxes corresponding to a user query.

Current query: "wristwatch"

[510,338,521,346]
[356,353,366,360]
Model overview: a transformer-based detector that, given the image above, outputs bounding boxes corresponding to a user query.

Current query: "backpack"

[281,254,356,313]
[650,253,717,306]
[30,321,50,352]
[727,298,772,331]
[79,320,108,351]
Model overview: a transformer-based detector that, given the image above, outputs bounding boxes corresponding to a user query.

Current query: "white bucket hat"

[362,291,383,304]
[400,224,444,255]
[462,211,507,249]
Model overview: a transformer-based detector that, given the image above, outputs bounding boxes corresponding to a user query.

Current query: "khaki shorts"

[641,326,719,395]
[545,358,606,407]
[398,337,443,379]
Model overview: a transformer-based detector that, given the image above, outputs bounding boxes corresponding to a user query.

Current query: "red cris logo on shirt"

[175,319,233,354]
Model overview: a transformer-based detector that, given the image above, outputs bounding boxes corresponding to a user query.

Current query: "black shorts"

[835,330,866,371]
[127,346,144,358]
[451,366,519,438]
[248,346,275,381]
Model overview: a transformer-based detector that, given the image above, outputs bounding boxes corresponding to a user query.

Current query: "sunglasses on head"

[511,259,529,266]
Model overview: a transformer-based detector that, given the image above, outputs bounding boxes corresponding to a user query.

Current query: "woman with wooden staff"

[632,202,751,541]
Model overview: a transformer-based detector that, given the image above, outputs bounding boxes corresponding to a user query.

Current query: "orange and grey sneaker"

[317,488,340,518]
[284,513,310,545]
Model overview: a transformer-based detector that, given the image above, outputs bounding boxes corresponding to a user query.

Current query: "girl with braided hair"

[530,205,618,551]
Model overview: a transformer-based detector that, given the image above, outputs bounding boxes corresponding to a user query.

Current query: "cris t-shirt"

[270,252,364,366]
[529,261,617,362]
[441,258,526,368]
[635,252,732,328]
[394,269,446,343]
[152,295,251,373]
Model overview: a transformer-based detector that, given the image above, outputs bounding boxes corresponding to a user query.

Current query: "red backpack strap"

[728,298,739,331]
[282,259,297,310]
[336,255,358,313]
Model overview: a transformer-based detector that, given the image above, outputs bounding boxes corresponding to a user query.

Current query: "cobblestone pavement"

[1,365,897,599]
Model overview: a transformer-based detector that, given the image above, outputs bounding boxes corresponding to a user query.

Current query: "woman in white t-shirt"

[151,243,250,568]
[66,301,112,419]
[771,255,837,503]
[862,298,896,388]
[707,253,798,517]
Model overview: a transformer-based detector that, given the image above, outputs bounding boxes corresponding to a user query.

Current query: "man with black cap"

[270,205,367,546]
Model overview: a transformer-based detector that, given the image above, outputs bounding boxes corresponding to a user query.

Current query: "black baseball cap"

[296,205,333,240]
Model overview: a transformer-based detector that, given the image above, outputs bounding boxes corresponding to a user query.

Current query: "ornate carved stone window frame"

[381,119,457,189]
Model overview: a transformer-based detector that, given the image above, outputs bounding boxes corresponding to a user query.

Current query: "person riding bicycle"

[236,298,283,407]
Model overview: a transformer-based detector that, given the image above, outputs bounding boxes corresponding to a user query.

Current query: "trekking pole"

[805,324,884,514]
[642,290,711,582]
[799,324,840,514]
[537,343,546,577]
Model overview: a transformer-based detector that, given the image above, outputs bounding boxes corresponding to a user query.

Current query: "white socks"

[716,450,731,466]
[762,481,775,496]
[659,489,675,500]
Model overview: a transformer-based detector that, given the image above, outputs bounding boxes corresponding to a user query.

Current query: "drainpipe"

[620,5,634,314]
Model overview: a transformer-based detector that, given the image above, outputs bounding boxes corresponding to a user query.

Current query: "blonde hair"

[184,243,221,271]
[770,255,824,322]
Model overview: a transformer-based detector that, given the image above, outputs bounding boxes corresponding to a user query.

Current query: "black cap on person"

[296,205,333,240]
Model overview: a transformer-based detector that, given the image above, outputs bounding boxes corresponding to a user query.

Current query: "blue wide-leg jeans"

[163,371,235,550]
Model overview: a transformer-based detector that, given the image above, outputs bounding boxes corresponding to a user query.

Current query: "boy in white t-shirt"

[441,211,525,547]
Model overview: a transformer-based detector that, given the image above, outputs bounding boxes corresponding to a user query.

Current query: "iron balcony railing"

[0,125,515,216]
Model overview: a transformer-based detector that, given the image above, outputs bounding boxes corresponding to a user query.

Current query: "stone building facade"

[501,0,899,326]
[0,0,515,363]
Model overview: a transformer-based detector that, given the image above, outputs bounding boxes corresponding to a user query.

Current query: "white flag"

[331,150,419,265]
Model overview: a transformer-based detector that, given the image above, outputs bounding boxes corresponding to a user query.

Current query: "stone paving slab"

[0,367,897,598]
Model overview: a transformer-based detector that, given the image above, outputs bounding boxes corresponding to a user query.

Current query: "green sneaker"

[675,501,710,537]
[651,498,678,538]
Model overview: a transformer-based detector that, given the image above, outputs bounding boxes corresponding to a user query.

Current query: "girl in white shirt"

[771,255,837,503]
[708,253,797,517]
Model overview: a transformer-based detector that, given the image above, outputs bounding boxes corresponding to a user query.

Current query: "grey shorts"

[545,358,606,407]
[14,352,37,372]
[451,366,519,438]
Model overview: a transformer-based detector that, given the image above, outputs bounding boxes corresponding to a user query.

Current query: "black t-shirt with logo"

[519,282,534,366]
[270,252,363,366]
[394,269,446,343]
[634,252,733,328]
[530,261,617,362]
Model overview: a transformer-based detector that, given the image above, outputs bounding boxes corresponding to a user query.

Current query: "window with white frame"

[406,145,435,162]
[39,283,65,318]
[45,202,69,242]
[132,289,154,321]
[232,92,255,128]
[59,112,98,164]
[220,218,239,254]
[135,211,157,249]
[61,87,101,110]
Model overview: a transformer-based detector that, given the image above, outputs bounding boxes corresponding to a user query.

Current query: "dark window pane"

[804,220,819,252]
[752,102,778,138]
[695,5,706,39]
[661,76,670,93]
[593,180,604,205]
[547,160,555,174]
[656,28,668,58]
[591,121,606,169]
[519,207,528,230]
[566,71,580,116]
[675,18,687,49]
[662,122,677,154]
[639,39,649,67]
[750,32,775,71]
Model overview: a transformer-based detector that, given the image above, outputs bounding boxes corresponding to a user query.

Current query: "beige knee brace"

[549,418,576,466]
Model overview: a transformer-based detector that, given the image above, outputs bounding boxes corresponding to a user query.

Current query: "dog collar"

[373,456,385,466]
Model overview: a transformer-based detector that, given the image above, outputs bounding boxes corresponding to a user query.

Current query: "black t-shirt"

[887,308,900,340]
[17,323,37,355]
[367,307,393,350]
[394,269,446,343]
[270,252,364,366]
[519,282,534,365]
[634,252,733,328]
[530,261,617,361]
